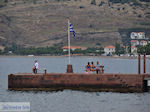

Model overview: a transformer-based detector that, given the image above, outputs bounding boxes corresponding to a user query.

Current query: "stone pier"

[8,73,150,92]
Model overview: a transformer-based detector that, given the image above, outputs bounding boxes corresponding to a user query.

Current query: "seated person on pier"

[85,61,103,74]
[90,61,96,72]
[85,62,91,73]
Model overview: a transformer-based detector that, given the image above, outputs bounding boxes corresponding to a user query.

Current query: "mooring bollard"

[44,69,47,75]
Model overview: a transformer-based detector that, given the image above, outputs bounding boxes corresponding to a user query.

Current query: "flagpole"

[68,18,71,64]
[66,18,73,73]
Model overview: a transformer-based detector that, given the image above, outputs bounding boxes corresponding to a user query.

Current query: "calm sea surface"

[0,56,150,112]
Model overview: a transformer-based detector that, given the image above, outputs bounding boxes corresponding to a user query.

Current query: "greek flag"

[69,22,76,38]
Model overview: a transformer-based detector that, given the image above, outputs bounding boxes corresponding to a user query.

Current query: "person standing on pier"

[33,60,39,74]
[96,61,100,74]
[90,61,96,72]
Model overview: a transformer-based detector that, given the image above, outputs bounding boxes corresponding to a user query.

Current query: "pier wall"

[8,73,145,92]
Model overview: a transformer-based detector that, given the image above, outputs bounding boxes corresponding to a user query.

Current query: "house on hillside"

[62,46,87,52]
[131,40,148,47]
[104,45,115,55]
[131,40,139,46]
[131,46,137,54]
[140,40,147,46]
[130,32,145,39]
[130,32,149,54]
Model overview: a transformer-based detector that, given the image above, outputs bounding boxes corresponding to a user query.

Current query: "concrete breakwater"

[8,73,150,92]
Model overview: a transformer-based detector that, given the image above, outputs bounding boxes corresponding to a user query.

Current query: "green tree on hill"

[4,0,8,2]
[137,44,150,55]
[0,0,8,8]
[0,0,5,7]
[91,0,96,5]
[115,43,125,55]
[109,0,150,4]
[140,0,150,2]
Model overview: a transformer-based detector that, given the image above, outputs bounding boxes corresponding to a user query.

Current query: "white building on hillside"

[140,40,147,46]
[130,32,145,39]
[104,45,115,55]
[130,32,149,54]
[131,40,139,46]
[131,46,137,54]
[62,46,87,52]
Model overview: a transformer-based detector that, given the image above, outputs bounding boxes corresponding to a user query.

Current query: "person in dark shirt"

[96,61,100,74]
[90,61,96,72]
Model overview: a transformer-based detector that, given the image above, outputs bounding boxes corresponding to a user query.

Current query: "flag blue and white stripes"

[69,22,76,38]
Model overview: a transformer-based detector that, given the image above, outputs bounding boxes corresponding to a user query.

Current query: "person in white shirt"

[33,60,39,74]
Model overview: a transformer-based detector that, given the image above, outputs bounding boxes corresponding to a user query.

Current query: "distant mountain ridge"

[0,0,150,48]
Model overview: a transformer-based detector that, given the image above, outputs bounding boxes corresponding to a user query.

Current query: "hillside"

[0,0,150,48]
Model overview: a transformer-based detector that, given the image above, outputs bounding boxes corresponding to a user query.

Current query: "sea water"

[0,56,150,112]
